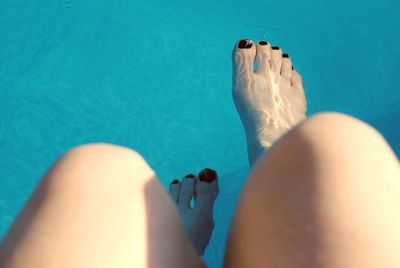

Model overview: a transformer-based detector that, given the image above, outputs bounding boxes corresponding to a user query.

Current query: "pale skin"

[0,38,399,268]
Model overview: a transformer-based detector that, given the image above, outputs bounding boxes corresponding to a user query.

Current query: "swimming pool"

[1,0,399,266]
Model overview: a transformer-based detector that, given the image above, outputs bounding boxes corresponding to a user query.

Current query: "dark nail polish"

[171,179,180,184]
[272,46,280,50]
[185,173,195,178]
[199,168,218,183]
[282,53,289,58]
[259,41,268,45]
[238,39,253,49]
[292,66,294,70]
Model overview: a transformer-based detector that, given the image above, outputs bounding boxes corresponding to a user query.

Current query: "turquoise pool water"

[1,0,399,266]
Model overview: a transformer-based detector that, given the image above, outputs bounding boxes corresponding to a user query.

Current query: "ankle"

[246,136,269,167]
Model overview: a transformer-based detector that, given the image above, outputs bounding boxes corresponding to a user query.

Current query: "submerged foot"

[232,39,307,165]
[168,168,219,256]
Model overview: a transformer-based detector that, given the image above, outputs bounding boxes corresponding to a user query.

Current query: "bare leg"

[226,38,400,267]
[0,144,204,268]
[224,113,400,267]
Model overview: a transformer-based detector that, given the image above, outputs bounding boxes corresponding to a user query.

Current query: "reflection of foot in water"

[232,39,307,166]
[168,168,219,256]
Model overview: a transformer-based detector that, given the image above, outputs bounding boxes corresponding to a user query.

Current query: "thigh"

[224,113,400,268]
[0,143,203,268]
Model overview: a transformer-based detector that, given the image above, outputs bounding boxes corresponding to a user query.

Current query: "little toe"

[255,40,272,75]
[270,46,283,75]
[178,174,196,209]
[169,179,181,203]
[290,70,303,88]
[232,39,256,79]
[281,54,293,78]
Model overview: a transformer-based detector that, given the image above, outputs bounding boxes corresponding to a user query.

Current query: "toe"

[195,168,219,210]
[290,70,307,112]
[232,39,256,79]
[290,69,303,88]
[270,46,283,75]
[178,174,196,209]
[281,54,293,78]
[255,40,272,75]
[169,179,181,203]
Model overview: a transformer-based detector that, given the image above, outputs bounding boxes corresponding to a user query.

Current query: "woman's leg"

[224,113,400,267]
[0,143,204,268]
[228,38,400,267]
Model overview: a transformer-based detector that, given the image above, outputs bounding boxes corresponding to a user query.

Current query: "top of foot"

[232,39,307,149]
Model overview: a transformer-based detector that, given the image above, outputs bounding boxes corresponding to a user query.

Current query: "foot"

[232,39,307,165]
[168,168,219,256]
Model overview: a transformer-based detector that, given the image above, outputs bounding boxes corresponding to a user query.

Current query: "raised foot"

[232,39,307,151]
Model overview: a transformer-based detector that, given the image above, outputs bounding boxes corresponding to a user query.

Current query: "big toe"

[232,39,256,80]
[195,168,219,210]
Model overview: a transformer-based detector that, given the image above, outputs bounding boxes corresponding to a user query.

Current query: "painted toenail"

[238,39,253,49]
[199,168,218,183]
[171,179,180,184]
[272,46,280,50]
[185,173,195,178]
[292,66,294,70]
[282,53,289,58]
[259,41,268,45]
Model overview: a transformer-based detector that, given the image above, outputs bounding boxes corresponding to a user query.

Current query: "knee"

[44,143,155,190]
[65,143,146,164]
[301,112,379,137]
[258,112,394,171]
[281,112,389,155]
